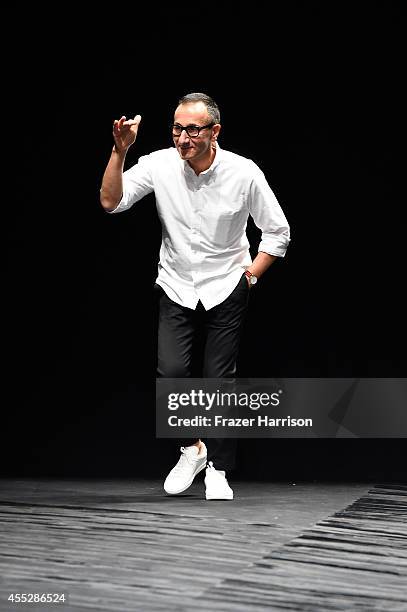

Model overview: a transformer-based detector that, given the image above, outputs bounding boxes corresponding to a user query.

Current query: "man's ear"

[213,124,221,140]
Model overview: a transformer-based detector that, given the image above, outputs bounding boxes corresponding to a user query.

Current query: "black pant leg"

[156,288,199,446]
[156,290,195,378]
[202,274,250,471]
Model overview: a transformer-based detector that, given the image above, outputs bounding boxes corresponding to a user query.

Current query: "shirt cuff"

[258,236,290,257]
[105,194,125,214]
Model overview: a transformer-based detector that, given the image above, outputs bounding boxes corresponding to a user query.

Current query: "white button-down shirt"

[110,144,290,310]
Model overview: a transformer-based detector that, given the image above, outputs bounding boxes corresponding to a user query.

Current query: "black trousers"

[156,274,250,471]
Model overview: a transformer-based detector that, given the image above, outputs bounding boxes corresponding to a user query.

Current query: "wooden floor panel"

[0,480,405,610]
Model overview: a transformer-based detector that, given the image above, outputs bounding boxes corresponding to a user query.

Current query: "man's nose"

[178,129,191,144]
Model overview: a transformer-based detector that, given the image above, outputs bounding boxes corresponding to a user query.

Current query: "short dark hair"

[177,92,220,124]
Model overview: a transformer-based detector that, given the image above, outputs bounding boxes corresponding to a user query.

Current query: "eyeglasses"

[171,122,214,138]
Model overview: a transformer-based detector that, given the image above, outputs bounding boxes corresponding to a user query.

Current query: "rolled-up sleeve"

[108,154,154,214]
[247,165,290,257]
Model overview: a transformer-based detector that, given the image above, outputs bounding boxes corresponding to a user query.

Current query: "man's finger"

[124,118,142,128]
[113,118,125,130]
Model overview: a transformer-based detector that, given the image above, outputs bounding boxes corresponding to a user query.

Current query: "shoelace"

[207,461,216,472]
[206,461,228,483]
[172,447,198,474]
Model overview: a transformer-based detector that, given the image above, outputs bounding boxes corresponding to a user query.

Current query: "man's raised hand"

[113,114,142,153]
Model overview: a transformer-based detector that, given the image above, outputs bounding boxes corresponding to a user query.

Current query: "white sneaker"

[164,443,207,495]
[204,461,234,500]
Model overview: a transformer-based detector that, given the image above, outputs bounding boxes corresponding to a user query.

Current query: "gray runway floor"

[0,480,406,611]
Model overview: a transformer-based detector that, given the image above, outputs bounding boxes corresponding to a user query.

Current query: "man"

[100,93,290,500]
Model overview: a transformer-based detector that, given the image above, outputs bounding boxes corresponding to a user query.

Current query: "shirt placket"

[190,174,204,286]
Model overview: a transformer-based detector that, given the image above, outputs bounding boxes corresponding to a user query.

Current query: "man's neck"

[188,145,217,176]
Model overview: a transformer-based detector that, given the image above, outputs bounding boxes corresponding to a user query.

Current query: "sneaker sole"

[164,461,207,495]
[205,492,234,500]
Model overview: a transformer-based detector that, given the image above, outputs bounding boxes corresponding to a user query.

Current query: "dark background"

[4,2,406,480]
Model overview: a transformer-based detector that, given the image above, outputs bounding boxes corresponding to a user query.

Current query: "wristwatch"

[244,270,258,286]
